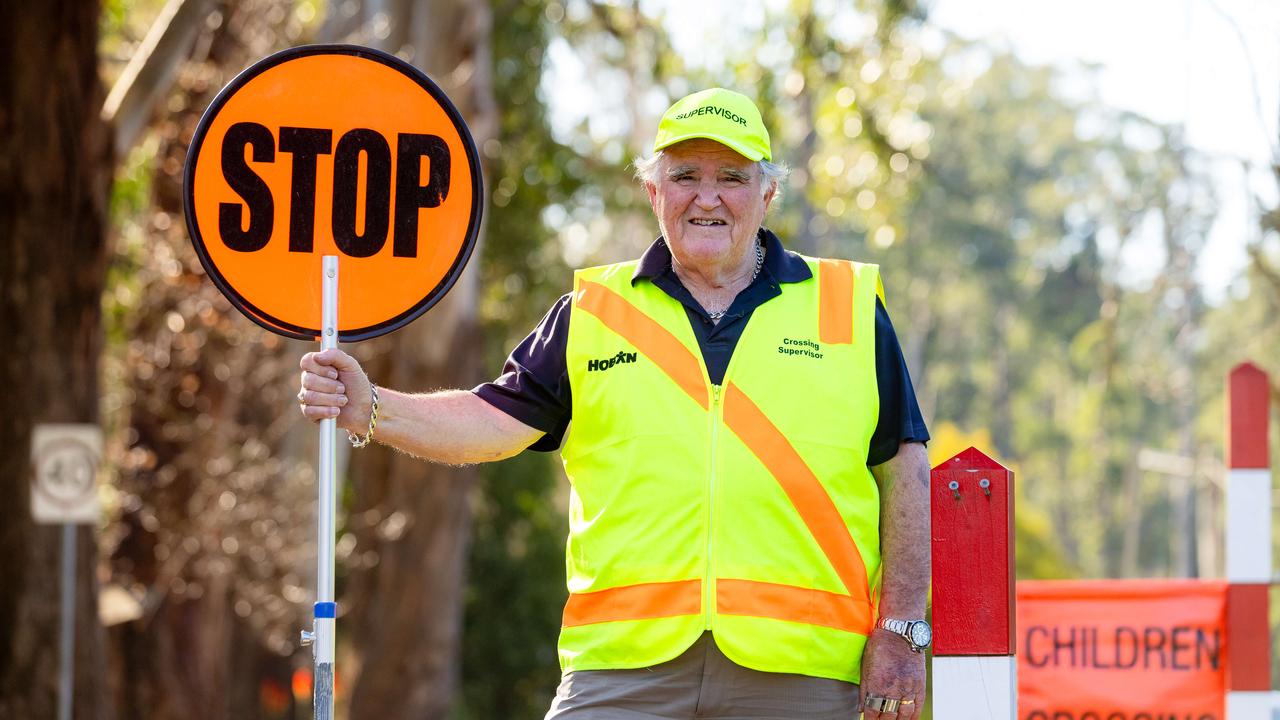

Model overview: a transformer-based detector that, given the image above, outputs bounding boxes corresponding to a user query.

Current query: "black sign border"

[182,44,484,343]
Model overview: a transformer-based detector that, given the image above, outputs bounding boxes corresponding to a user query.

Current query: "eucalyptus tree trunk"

[319,1,498,717]
[0,0,114,717]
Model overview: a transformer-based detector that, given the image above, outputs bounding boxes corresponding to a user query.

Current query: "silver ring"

[865,696,907,713]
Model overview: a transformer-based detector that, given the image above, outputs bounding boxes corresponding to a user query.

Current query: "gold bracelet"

[347,384,379,448]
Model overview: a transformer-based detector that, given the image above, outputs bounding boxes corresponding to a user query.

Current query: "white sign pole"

[59,523,75,720]
[304,256,339,720]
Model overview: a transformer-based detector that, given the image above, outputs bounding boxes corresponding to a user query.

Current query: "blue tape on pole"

[314,601,336,618]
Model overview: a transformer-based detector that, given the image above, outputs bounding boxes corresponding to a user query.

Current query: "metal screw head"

[325,328,334,336]
[979,478,990,488]
[948,480,960,491]
[326,268,335,278]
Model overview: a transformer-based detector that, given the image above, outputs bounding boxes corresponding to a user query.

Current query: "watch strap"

[877,617,909,636]
[877,616,929,652]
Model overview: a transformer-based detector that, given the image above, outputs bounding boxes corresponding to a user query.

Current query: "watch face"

[909,622,932,647]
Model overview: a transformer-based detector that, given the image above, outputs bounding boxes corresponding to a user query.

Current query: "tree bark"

[323,1,498,717]
[0,1,114,718]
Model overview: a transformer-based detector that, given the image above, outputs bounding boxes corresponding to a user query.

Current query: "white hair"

[633,151,790,198]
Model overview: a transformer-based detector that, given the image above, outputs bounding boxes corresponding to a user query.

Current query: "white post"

[1225,362,1271,718]
[930,448,1017,720]
[933,656,1017,720]
[311,256,339,719]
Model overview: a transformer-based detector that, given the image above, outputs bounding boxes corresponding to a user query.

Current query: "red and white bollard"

[930,447,1016,720]
[1225,362,1272,718]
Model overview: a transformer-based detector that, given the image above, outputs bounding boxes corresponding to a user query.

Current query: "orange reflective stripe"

[818,259,854,345]
[562,579,702,627]
[576,280,709,410]
[722,382,871,604]
[718,578,872,634]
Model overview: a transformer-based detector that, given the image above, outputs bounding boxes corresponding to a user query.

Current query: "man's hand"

[859,628,926,720]
[298,348,373,435]
[297,349,544,463]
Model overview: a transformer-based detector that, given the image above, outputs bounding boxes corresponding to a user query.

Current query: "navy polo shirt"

[474,229,930,465]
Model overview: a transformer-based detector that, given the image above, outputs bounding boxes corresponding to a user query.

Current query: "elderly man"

[298,88,931,719]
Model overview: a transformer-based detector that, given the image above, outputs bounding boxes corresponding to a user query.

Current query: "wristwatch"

[877,617,932,653]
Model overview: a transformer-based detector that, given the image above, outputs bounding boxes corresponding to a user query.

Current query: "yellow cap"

[653,88,771,162]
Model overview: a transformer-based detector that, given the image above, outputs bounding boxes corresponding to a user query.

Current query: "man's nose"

[694,180,721,209]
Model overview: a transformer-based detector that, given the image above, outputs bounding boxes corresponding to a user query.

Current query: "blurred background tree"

[0,0,114,717]
[0,0,1275,717]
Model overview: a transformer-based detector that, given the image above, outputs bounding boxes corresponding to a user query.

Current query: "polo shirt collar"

[631,228,812,285]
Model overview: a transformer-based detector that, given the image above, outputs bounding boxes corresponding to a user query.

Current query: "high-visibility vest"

[558,256,884,683]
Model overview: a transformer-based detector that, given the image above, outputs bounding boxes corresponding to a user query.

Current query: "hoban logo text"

[588,351,638,372]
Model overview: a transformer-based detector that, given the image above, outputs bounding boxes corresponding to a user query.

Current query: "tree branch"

[102,0,214,161]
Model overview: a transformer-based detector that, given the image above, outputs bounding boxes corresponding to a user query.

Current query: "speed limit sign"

[30,424,102,524]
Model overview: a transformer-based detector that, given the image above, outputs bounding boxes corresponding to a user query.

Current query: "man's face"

[646,139,776,272]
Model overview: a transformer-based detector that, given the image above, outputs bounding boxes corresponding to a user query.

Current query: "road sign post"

[59,523,75,720]
[184,44,482,719]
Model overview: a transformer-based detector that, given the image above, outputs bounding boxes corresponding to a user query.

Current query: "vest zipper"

[705,383,723,630]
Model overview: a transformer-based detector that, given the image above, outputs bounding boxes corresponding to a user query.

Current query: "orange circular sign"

[183,45,482,341]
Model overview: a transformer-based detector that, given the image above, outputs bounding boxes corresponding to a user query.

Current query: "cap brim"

[653,132,767,162]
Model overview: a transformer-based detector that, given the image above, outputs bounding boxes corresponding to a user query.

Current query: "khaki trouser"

[545,633,860,720]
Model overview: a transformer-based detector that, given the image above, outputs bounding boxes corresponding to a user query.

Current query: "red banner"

[1017,580,1227,720]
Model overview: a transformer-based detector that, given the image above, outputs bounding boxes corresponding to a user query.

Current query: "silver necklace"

[707,242,765,321]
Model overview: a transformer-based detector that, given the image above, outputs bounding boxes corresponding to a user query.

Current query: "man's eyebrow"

[664,165,752,179]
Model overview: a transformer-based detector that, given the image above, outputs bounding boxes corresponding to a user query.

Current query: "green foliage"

[100,0,130,39]
[98,0,169,81]
[1017,493,1081,580]
[831,42,1224,580]
[457,452,567,719]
